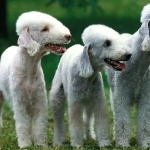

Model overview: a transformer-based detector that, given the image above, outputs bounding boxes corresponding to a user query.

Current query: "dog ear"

[79,43,94,78]
[141,20,150,51]
[139,20,150,39]
[17,27,41,56]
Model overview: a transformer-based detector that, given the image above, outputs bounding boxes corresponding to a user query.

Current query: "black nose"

[125,53,132,61]
[65,34,72,41]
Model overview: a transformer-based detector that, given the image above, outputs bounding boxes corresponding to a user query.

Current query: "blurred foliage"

[47,0,102,14]
[49,0,99,8]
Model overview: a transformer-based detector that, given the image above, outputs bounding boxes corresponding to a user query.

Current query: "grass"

[0,77,141,150]
[0,0,150,149]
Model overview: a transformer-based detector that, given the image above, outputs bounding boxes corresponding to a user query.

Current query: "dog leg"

[113,91,131,147]
[68,100,84,147]
[94,98,111,147]
[32,95,48,147]
[137,78,150,148]
[137,99,150,148]
[13,100,32,148]
[50,83,66,146]
[83,105,95,140]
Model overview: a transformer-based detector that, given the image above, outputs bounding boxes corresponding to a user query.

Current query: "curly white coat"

[0,11,71,148]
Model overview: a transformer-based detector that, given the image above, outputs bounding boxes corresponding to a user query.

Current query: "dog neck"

[17,47,46,77]
[88,66,103,84]
[126,32,150,76]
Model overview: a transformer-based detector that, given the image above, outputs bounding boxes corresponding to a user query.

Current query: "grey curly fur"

[50,24,131,148]
[106,4,150,148]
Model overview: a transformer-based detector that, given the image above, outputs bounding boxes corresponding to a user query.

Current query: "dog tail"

[141,4,150,23]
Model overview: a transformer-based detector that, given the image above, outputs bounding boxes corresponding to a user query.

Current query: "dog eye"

[41,26,49,32]
[103,40,111,47]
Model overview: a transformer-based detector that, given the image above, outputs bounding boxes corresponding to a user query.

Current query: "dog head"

[16,11,71,56]
[81,25,131,74]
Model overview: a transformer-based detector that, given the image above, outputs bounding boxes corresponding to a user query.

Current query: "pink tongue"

[46,44,66,53]
[120,63,126,70]
[113,61,126,70]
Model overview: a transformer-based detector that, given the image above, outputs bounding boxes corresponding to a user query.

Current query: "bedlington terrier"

[106,4,150,148]
[50,24,131,148]
[0,11,71,148]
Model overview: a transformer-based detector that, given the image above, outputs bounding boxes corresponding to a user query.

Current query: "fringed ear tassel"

[18,27,41,56]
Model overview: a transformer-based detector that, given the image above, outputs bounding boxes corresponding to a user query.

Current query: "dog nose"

[65,34,72,41]
[125,53,132,60]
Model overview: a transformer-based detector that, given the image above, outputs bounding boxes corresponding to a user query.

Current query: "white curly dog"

[106,4,150,148]
[0,11,71,148]
[50,24,131,148]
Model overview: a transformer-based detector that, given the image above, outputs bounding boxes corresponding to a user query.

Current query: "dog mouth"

[45,43,66,54]
[104,58,126,71]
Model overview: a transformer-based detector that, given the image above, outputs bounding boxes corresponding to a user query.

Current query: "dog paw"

[98,139,111,147]
[53,138,66,147]
[71,145,83,150]
[19,141,32,149]
[116,139,130,147]
[139,139,150,148]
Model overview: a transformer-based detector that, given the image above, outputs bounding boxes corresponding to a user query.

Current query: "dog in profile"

[0,11,71,148]
[106,4,150,148]
[50,24,131,148]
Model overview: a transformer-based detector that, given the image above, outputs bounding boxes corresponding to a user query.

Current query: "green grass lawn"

[0,0,150,149]
[0,76,142,150]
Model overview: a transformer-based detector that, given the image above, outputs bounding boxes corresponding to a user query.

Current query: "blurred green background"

[0,0,150,89]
